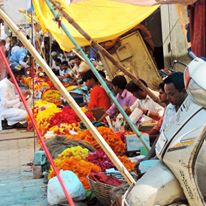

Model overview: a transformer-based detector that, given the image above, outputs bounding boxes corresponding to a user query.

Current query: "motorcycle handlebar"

[173,51,197,69]
[173,60,187,67]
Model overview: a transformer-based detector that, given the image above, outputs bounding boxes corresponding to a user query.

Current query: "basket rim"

[87,172,125,188]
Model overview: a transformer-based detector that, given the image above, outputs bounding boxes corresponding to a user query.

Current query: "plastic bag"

[47,170,86,205]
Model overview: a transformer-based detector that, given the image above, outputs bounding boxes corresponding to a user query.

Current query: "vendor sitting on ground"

[81,70,110,111]
[105,75,136,118]
[0,73,28,129]
[126,79,164,121]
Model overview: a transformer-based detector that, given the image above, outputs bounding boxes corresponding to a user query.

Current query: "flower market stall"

[0,1,157,204]
[0,8,143,206]
[26,99,140,205]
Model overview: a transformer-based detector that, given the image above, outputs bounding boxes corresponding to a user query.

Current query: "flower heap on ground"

[87,150,135,172]
[28,100,60,134]
[49,146,101,189]
[31,101,135,189]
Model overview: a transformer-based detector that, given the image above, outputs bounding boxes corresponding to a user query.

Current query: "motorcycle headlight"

[187,78,206,107]
[184,58,206,108]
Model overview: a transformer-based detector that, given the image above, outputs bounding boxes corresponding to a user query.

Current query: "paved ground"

[0,129,48,206]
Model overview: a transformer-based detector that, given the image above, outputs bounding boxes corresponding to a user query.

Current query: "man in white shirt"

[126,80,164,121]
[160,72,188,133]
[70,55,82,79]
[137,72,187,161]
[0,74,27,130]
[69,55,90,80]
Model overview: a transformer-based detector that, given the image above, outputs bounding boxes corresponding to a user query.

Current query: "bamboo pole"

[50,0,161,105]
[46,0,150,151]
[0,8,135,185]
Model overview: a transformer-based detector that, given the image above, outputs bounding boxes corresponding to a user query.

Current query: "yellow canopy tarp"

[33,0,158,51]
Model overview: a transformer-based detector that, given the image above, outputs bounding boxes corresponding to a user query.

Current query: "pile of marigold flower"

[71,126,126,155]
[49,146,101,189]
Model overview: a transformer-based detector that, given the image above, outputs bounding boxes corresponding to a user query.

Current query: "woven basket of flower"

[87,172,125,206]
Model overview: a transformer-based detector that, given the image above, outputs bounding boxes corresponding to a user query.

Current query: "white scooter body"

[124,57,206,206]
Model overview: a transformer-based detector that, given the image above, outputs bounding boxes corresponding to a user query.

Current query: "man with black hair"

[106,75,136,118]
[126,80,164,121]
[148,82,169,145]
[52,58,61,75]
[160,72,187,132]
[136,72,187,162]
[57,60,73,83]
[70,55,82,79]
[9,36,18,56]
[82,70,110,110]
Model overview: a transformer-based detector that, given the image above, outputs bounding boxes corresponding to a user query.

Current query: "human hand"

[125,107,132,115]
[139,107,148,116]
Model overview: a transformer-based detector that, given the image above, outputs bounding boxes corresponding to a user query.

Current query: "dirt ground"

[0,129,48,206]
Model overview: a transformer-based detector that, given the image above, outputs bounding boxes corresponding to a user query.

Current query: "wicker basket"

[87,173,124,206]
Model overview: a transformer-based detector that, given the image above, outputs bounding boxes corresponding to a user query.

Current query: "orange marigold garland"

[71,127,126,155]
[118,156,135,172]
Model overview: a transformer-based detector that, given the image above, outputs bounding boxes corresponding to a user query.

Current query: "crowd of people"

[0,36,194,196]
[0,34,188,161]
[0,36,100,129]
